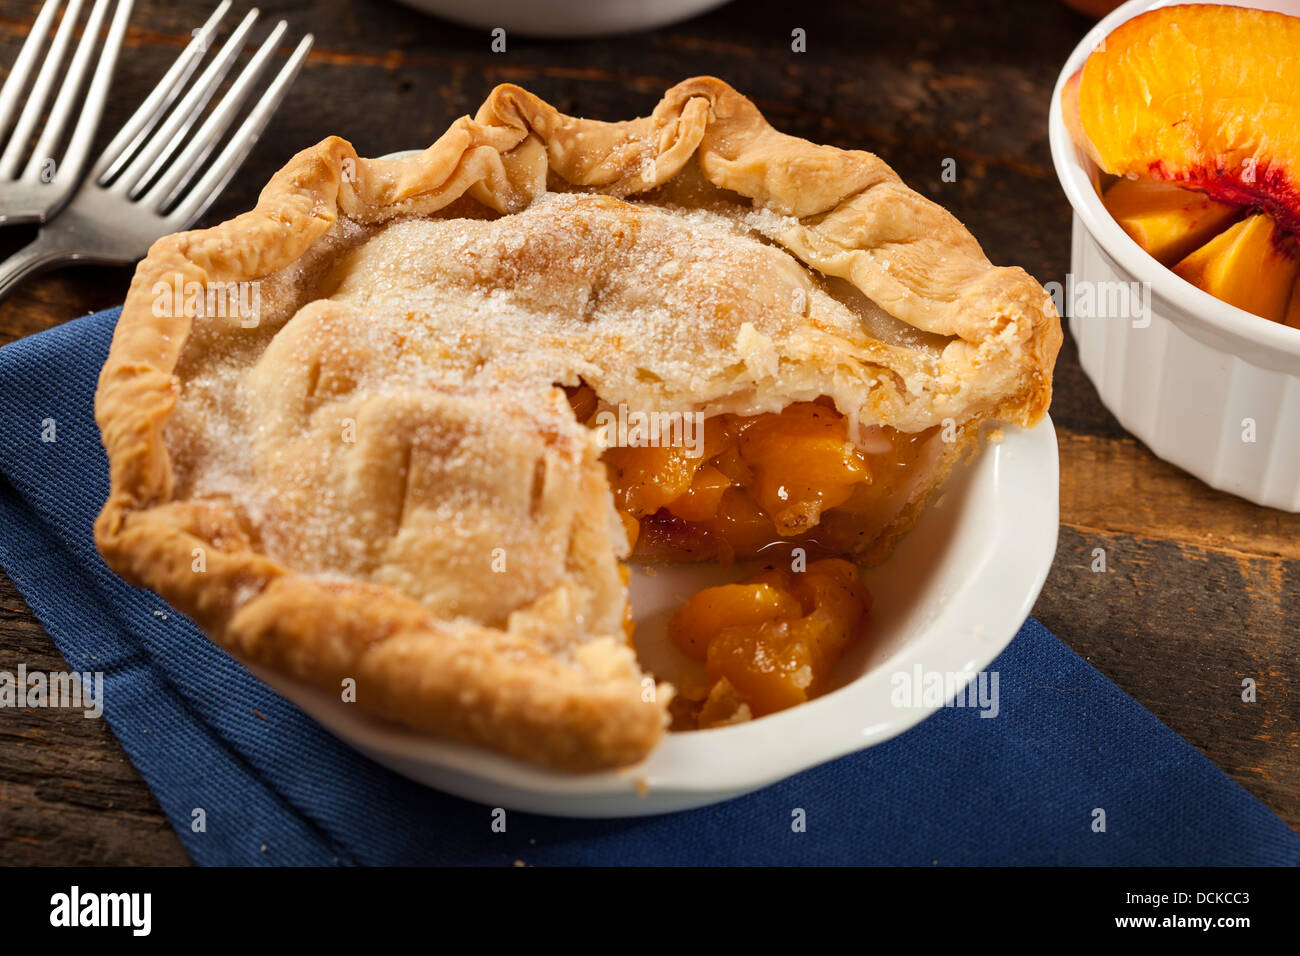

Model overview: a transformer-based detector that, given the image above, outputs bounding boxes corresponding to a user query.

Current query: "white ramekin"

[1049,0,1300,512]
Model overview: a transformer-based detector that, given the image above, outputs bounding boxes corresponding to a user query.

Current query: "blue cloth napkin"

[1,307,1297,867]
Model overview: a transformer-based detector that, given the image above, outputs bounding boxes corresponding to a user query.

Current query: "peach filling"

[569,392,933,562]
[562,386,937,726]
[669,560,871,726]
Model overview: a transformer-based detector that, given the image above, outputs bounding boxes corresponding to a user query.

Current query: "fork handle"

[0,232,73,304]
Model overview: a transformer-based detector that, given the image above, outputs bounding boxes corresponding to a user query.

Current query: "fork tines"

[96,3,314,214]
[0,2,312,302]
[95,3,312,221]
[0,0,133,220]
[0,1,313,226]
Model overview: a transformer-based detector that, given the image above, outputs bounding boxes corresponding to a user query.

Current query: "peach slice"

[737,402,869,536]
[603,443,700,517]
[1101,178,1241,267]
[664,464,731,523]
[670,581,802,661]
[1065,5,1300,235]
[1172,214,1300,324]
[669,560,871,720]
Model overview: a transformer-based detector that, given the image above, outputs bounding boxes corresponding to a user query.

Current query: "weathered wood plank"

[1059,430,1300,561]
[0,575,189,864]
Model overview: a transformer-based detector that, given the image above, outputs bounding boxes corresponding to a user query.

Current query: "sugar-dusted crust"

[94,77,1061,771]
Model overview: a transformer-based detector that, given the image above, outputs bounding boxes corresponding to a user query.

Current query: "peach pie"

[94,78,1061,771]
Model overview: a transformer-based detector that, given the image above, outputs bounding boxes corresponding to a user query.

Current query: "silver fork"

[0,0,135,225]
[0,3,313,302]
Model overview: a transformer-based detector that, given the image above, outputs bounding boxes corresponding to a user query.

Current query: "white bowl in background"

[247,416,1059,817]
[1050,0,1300,511]
[393,0,732,37]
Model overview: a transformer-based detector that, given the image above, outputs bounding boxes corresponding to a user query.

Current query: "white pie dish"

[1049,0,1300,511]
[245,414,1059,818]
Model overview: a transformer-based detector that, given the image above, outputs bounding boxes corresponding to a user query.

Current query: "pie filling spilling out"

[94,78,1061,771]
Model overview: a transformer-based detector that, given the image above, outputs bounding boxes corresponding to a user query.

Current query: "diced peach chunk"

[1102,178,1241,267]
[603,443,700,517]
[665,464,732,522]
[738,402,869,536]
[1172,214,1300,323]
[668,559,872,720]
[670,582,802,661]
[706,621,814,716]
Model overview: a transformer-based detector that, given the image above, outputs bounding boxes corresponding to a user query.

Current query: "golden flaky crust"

[94,77,1061,771]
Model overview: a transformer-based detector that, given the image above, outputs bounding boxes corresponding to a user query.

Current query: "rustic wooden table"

[1,0,1296,865]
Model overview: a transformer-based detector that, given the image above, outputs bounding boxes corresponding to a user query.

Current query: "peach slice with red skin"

[1063,4,1300,235]
[1172,214,1300,324]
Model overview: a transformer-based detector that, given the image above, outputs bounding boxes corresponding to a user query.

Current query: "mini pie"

[94,77,1062,771]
